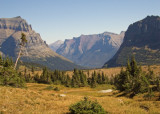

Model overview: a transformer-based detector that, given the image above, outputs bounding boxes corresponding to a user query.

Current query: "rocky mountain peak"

[55,31,125,68]
[0,17,82,70]
[49,40,64,52]
[123,15,160,47]
[104,15,160,68]
[144,15,160,21]
[14,16,22,18]
[0,17,32,32]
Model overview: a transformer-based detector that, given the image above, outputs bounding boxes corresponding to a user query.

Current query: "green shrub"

[143,88,155,100]
[69,97,107,114]
[54,87,60,91]
[0,67,26,88]
[44,86,60,91]
[44,85,54,90]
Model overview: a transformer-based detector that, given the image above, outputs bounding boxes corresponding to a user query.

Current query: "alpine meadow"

[0,1,160,114]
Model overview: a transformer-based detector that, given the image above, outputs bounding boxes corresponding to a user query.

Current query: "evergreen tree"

[46,72,52,84]
[71,76,77,87]
[61,73,67,85]
[26,73,32,82]
[114,68,127,91]
[31,66,35,74]
[24,67,27,80]
[39,67,52,84]
[80,71,88,87]
[3,56,13,68]
[34,73,40,83]
[123,70,132,93]
[91,71,97,88]
[130,55,139,77]
[14,33,27,69]
[146,66,155,85]
[97,73,102,84]
[0,56,26,88]
[3,57,10,67]
[87,70,90,77]
[115,56,153,97]
[71,69,81,87]
[131,73,149,96]
[65,74,71,87]
[144,88,154,100]
[0,54,3,66]
[102,72,106,84]
[51,72,56,82]
[87,77,92,85]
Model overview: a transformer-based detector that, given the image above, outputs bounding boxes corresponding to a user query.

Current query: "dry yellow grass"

[0,83,160,114]
[6,65,159,113]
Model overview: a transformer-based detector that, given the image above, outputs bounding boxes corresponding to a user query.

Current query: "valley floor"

[0,83,160,114]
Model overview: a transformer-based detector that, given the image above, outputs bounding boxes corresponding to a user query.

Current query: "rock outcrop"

[103,16,160,67]
[55,31,125,68]
[0,16,82,70]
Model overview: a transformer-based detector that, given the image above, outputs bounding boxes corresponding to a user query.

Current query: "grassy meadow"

[0,83,160,114]
[1,65,160,114]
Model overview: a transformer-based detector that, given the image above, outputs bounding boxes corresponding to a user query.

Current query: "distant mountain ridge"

[54,31,125,68]
[0,16,82,70]
[103,16,160,67]
[49,40,64,51]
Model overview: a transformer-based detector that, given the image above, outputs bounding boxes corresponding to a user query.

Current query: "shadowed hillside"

[104,16,160,68]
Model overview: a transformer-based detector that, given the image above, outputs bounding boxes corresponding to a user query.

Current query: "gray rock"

[0,17,82,70]
[104,16,160,67]
[49,40,64,52]
[55,31,125,68]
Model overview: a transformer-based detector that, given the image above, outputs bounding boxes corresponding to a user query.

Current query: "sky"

[0,0,160,44]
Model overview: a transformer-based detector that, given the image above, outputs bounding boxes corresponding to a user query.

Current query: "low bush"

[54,87,60,91]
[0,67,26,88]
[69,97,107,114]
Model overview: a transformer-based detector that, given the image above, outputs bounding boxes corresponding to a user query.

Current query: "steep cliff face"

[104,16,160,67]
[56,32,124,68]
[0,16,82,70]
[0,16,32,32]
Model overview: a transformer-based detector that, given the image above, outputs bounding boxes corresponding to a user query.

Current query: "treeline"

[0,55,25,87]
[2,53,160,99]
[114,56,160,98]
[0,54,111,88]
[24,68,110,88]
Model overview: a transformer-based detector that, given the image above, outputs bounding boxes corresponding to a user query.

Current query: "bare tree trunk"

[14,46,22,70]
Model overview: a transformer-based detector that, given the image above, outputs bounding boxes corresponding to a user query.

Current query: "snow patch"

[98,89,113,93]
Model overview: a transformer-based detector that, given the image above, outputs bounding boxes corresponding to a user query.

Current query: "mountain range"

[0,16,82,70]
[49,40,64,52]
[103,16,160,67]
[1,15,159,70]
[51,32,125,68]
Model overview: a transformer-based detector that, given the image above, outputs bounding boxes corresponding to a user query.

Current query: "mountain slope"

[103,16,160,67]
[56,32,125,68]
[49,40,64,51]
[0,16,82,70]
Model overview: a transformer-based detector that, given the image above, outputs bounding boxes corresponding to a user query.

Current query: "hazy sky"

[0,0,160,44]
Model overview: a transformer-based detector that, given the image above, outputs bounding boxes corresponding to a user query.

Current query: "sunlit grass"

[0,83,160,113]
